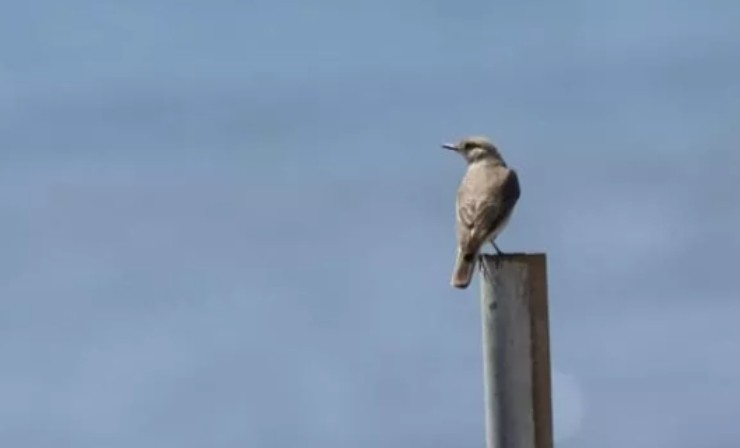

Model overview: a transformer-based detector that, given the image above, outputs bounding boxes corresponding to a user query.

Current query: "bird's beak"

[442,143,458,151]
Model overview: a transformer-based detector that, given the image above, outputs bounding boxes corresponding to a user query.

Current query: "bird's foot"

[492,242,506,256]
[478,253,492,280]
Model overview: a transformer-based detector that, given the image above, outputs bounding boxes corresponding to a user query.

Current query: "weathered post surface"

[479,253,553,448]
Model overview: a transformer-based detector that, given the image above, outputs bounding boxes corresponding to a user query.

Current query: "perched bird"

[443,136,521,289]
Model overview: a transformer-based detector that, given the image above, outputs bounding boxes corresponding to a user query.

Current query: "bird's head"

[442,136,505,165]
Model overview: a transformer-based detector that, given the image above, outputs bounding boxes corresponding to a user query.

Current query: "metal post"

[479,253,553,448]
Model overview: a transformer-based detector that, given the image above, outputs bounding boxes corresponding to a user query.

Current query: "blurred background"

[1,0,739,446]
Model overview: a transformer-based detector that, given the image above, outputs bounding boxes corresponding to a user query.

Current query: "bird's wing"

[456,167,520,252]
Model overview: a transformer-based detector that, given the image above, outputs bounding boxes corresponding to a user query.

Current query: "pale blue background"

[1,0,739,446]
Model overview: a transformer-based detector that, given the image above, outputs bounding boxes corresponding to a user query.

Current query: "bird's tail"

[451,249,477,289]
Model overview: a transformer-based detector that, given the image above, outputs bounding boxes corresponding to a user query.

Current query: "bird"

[443,136,521,289]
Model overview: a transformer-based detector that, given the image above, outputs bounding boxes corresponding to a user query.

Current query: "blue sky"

[1,0,740,446]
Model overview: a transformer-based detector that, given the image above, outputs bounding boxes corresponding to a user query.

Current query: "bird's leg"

[492,241,505,256]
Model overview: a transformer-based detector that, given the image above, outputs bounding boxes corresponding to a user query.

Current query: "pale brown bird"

[443,136,521,289]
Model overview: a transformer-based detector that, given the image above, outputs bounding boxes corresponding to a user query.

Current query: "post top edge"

[480,252,546,262]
